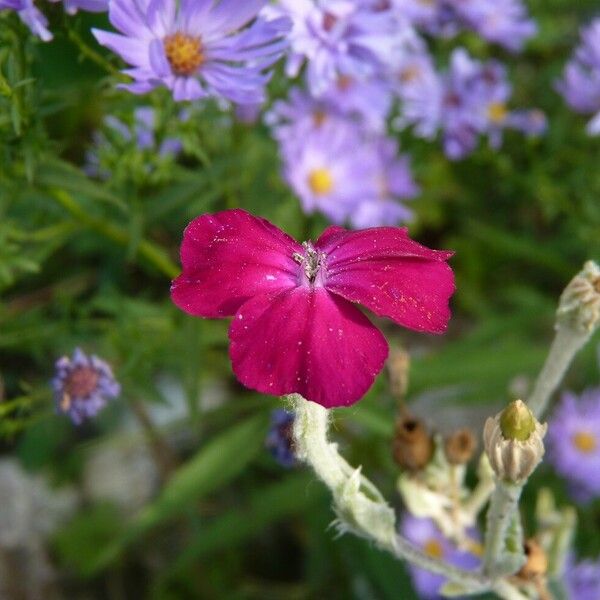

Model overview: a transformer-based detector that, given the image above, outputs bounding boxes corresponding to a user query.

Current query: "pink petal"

[171,209,301,317]
[229,288,389,408]
[316,226,455,334]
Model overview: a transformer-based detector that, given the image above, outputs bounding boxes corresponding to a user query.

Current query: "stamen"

[308,168,334,196]
[488,102,508,124]
[572,431,597,453]
[293,242,326,283]
[164,32,204,76]
[424,539,444,559]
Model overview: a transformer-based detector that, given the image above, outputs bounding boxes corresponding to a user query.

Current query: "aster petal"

[92,29,149,67]
[205,0,266,36]
[149,38,171,77]
[108,0,150,38]
[171,209,301,318]
[229,287,388,407]
[317,226,455,333]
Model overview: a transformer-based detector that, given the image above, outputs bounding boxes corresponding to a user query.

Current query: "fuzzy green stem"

[527,325,591,418]
[483,480,524,577]
[289,394,495,595]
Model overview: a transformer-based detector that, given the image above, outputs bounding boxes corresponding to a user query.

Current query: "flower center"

[293,242,326,284]
[313,110,327,127]
[308,168,334,196]
[164,32,204,76]
[65,366,100,399]
[337,75,353,91]
[488,102,508,124]
[572,431,597,454]
[424,539,444,559]
[322,11,338,32]
[399,65,421,83]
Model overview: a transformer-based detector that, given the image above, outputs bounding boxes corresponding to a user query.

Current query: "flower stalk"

[288,394,528,599]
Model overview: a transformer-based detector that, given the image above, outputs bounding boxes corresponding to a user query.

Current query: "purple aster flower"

[546,388,600,503]
[49,0,107,14]
[350,138,418,228]
[398,48,545,159]
[52,348,120,425]
[265,409,296,468]
[0,0,52,41]
[93,0,290,103]
[281,118,380,224]
[557,18,600,135]
[565,554,600,600]
[267,0,407,94]
[451,0,536,52]
[400,514,480,599]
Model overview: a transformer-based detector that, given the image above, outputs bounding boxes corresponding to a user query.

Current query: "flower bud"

[392,416,433,472]
[483,400,547,483]
[517,539,548,579]
[387,346,410,399]
[556,260,600,333]
[444,428,478,465]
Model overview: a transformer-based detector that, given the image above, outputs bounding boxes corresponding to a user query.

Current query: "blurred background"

[1,0,600,598]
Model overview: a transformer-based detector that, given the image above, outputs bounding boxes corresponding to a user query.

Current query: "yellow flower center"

[308,168,334,196]
[572,431,597,454]
[399,65,421,83]
[164,32,204,76]
[313,110,327,127]
[337,75,353,91]
[424,539,444,559]
[488,102,508,124]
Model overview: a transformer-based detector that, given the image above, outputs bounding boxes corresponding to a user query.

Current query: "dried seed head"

[484,400,547,483]
[444,428,478,465]
[392,416,434,471]
[387,346,411,399]
[556,260,600,333]
[517,539,548,579]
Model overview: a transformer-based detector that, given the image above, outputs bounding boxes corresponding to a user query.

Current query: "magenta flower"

[171,209,454,408]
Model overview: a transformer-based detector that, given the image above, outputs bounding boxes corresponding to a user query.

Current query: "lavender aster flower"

[268,0,407,94]
[565,554,600,600]
[557,18,600,135]
[93,0,290,103]
[52,348,120,425]
[0,0,52,41]
[281,118,379,224]
[546,388,600,502]
[351,138,418,228]
[398,48,545,159]
[400,514,480,599]
[265,409,296,468]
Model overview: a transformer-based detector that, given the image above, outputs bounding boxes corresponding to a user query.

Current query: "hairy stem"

[527,325,591,418]
[483,480,523,577]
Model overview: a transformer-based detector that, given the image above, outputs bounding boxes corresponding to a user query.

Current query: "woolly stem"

[289,394,496,595]
[483,480,523,577]
[527,325,591,418]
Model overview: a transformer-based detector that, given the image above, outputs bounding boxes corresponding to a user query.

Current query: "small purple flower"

[397,48,545,159]
[0,0,52,41]
[350,138,418,229]
[400,514,480,599]
[265,409,296,468]
[52,348,120,425]
[281,118,380,224]
[546,388,600,503]
[268,0,404,94]
[93,0,290,103]
[557,18,600,135]
[50,0,107,15]
[565,554,600,600]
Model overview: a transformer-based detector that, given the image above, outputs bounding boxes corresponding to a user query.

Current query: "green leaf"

[88,413,269,573]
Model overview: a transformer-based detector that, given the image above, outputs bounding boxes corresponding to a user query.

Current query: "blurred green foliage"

[0,2,599,599]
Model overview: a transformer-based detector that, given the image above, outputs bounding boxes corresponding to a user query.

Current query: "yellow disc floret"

[424,539,444,559]
[572,431,597,454]
[164,32,204,76]
[487,102,508,124]
[308,168,334,196]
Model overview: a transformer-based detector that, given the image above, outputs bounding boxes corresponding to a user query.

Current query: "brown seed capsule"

[444,429,478,465]
[392,416,434,471]
[387,346,411,400]
[517,539,548,579]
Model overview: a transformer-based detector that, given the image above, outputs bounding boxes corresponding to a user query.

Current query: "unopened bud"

[517,539,548,579]
[483,400,547,483]
[444,429,478,465]
[556,260,600,333]
[392,416,433,472]
[500,400,536,441]
[387,346,410,399]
